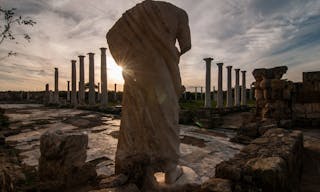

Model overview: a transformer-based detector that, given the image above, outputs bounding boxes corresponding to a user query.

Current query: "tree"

[0,6,36,56]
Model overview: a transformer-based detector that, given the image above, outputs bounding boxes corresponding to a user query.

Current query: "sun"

[107,57,124,84]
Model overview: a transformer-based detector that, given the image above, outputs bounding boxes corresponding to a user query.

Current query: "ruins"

[0,0,320,192]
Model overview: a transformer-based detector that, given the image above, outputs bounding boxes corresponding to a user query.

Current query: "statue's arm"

[177,10,191,55]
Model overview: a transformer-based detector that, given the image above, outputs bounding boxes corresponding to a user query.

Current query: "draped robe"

[107,0,191,174]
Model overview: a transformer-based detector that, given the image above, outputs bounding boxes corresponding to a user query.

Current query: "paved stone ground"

[1,104,243,184]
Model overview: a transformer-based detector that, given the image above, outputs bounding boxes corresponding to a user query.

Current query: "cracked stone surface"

[1,104,243,183]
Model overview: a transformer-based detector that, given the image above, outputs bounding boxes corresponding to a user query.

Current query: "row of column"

[52,48,108,106]
[203,58,247,108]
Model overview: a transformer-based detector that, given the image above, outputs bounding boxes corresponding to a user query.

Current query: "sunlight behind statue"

[107,0,191,188]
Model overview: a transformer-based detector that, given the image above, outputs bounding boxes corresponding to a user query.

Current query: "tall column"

[100,48,108,106]
[54,68,59,104]
[114,84,117,101]
[194,87,198,101]
[226,66,233,108]
[234,69,240,107]
[67,81,70,102]
[78,55,85,104]
[204,57,213,108]
[217,63,224,108]
[88,53,95,105]
[241,70,247,106]
[97,82,101,101]
[71,60,77,105]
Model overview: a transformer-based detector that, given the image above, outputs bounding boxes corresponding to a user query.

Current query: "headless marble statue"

[107,0,191,186]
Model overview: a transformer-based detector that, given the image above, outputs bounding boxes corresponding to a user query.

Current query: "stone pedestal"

[71,60,77,106]
[241,71,247,106]
[100,48,108,107]
[78,55,85,104]
[217,63,224,108]
[226,66,233,108]
[88,53,95,105]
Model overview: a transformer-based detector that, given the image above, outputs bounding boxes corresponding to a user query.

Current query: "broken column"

[67,81,70,102]
[78,55,85,104]
[100,48,108,107]
[234,69,240,107]
[253,66,291,120]
[71,60,77,106]
[54,68,59,104]
[44,84,50,104]
[88,53,95,105]
[194,87,198,101]
[217,63,224,108]
[226,66,233,108]
[204,58,213,108]
[241,70,247,106]
[39,130,96,191]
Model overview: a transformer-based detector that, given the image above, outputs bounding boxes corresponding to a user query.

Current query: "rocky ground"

[0,104,243,191]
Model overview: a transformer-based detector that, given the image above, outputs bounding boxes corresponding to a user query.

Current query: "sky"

[0,0,320,91]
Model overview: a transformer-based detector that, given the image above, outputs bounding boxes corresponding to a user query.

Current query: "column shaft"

[88,53,95,105]
[204,58,213,108]
[79,56,85,104]
[234,69,240,106]
[226,66,233,107]
[241,71,247,106]
[100,48,108,106]
[71,60,77,105]
[217,63,224,108]
[54,68,59,104]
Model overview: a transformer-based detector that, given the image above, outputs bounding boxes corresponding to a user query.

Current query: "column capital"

[203,57,213,63]
[78,55,85,58]
[71,60,76,64]
[87,52,95,56]
[226,65,232,69]
[241,70,247,74]
[217,62,224,67]
[235,68,240,72]
[54,67,58,71]
[100,47,107,51]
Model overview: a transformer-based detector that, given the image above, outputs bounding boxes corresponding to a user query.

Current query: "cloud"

[0,0,320,91]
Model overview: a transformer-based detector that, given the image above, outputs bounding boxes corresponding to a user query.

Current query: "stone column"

[67,81,70,102]
[194,87,198,101]
[241,70,247,106]
[114,84,117,102]
[88,53,95,105]
[44,84,50,104]
[71,60,77,105]
[204,57,213,108]
[234,69,240,107]
[217,63,224,108]
[100,48,108,106]
[54,68,59,104]
[97,82,101,101]
[226,66,233,108]
[78,55,85,104]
